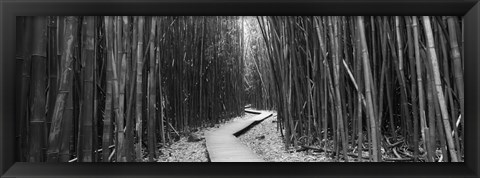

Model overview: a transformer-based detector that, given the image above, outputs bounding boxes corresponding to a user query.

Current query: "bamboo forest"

[15,16,464,162]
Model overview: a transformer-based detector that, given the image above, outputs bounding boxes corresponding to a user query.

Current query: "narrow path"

[205,109,273,162]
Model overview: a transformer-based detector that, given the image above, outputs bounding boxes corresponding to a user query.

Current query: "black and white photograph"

[14,16,464,163]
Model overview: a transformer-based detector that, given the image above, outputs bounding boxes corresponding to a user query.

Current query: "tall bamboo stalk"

[102,16,114,162]
[124,16,135,162]
[405,16,419,161]
[47,16,78,162]
[156,16,166,148]
[29,16,47,162]
[412,16,429,161]
[16,16,33,162]
[80,16,95,162]
[46,16,58,146]
[357,16,379,162]
[114,16,127,162]
[135,16,145,162]
[446,17,464,135]
[422,16,458,162]
[147,16,157,162]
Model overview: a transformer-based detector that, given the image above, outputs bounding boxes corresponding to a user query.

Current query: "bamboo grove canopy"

[15,16,463,162]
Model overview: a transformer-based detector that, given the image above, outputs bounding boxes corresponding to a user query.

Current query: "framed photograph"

[1,0,479,177]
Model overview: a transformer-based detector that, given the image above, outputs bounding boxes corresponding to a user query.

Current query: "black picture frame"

[1,0,479,177]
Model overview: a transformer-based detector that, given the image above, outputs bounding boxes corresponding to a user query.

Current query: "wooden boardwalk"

[205,109,273,162]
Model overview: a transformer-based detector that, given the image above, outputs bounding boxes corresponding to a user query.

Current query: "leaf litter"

[157,111,337,162]
[157,113,256,162]
[238,111,333,162]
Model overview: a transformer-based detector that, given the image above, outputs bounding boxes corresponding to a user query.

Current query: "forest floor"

[238,112,332,162]
[157,113,256,162]
[157,111,333,162]
[156,110,440,162]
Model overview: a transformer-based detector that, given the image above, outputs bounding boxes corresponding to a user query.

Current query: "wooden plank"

[245,108,262,114]
[205,110,272,162]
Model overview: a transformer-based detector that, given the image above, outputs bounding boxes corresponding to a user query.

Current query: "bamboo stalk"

[29,16,47,162]
[357,16,380,162]
[422,16,458,162]
[157,16,166,148]
[79,16,95,162]
[446,17,464,140]
[114,15,127,162]
[147,16,157,162]
[412,16,429,161]
[102,16,114,162]
[16,16,33,162]
[405,16,419,161]
[46,16,58,146]
[124,16,135,162]
[135,16,145,162]
[47,16,78,162]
